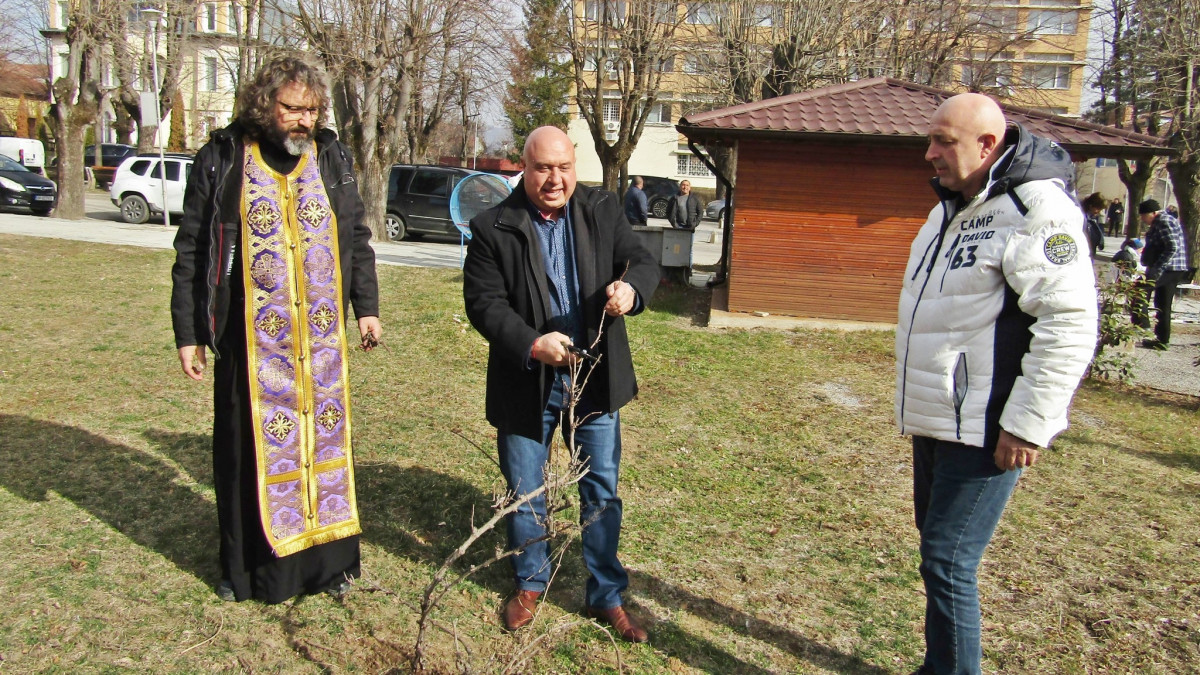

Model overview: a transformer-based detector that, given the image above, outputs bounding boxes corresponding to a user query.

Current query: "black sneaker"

[216,580,236,602]
[1141,339,1168,351]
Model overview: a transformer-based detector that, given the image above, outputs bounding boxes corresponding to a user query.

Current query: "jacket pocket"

[952,352,968,439]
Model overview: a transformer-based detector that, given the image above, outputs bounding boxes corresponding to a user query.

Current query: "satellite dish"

[449,173,513,240]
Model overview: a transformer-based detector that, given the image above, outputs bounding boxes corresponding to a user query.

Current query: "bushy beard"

[271,123,316,156]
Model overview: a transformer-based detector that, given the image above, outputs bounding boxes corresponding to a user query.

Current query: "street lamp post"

[141,7,169,228]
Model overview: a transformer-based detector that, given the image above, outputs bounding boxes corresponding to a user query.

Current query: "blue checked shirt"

[529,204,585,348]
[1142,212,1189,275]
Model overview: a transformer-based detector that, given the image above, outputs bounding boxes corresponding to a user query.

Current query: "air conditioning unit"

[604,131,618,142]
[604,121,619,132]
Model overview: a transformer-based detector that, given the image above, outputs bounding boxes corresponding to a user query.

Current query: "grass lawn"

[0,234,1197,673]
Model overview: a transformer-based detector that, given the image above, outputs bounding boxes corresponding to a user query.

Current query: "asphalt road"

[0,190,724,272]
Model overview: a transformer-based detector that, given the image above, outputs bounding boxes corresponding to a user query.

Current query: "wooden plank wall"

[727,139,935,323]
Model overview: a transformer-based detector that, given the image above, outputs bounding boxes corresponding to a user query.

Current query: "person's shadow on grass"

[635,573,891,674]
[0,415,221,584]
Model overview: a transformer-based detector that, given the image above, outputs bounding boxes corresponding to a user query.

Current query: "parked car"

[704,198,727,222]
[0,137,46,175]
[109,153,193,224]
[48,143,138,190]
[634,175,681,219]
[385,164,478,240]
[0,153,57,215]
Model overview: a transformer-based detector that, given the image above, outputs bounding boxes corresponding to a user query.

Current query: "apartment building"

[566,0,1094,189]
[41,1,243,150]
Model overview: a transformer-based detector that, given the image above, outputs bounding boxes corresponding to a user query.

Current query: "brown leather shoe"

[586,605,649,643]
[502,590,541,631]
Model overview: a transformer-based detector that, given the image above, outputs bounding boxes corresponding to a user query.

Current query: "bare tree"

[563,0,687,191]
[293,0,508,240]
[1151,0,1200,266]
[47,0,121,219]
[1089,0,1167,237]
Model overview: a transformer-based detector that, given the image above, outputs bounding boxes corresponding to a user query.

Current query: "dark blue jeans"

[497,372,627,609]
[913,436,1021,675]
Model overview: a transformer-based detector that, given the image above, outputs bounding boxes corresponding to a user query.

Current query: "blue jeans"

[497,372,628,609]
[913,436,1021,675]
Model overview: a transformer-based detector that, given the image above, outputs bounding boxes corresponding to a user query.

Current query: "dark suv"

[385,164,477,240]
[49,143,138,190]
[636,175,681,219]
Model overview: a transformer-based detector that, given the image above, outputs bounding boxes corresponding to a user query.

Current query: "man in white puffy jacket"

[895,94,1097,674]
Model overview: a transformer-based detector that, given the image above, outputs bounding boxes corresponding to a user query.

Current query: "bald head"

[925,93,1008,197]
[522,126,576,214]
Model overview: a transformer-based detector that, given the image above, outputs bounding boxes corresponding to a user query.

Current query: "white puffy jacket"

[895,125,1098,449]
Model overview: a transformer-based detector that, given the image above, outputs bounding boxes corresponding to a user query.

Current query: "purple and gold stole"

[240,141,360,557]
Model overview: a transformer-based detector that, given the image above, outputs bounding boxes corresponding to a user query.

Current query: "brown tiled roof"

[677,78,1167,159]
[0,62,49,100]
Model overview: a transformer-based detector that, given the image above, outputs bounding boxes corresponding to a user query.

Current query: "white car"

[109,153,193,224]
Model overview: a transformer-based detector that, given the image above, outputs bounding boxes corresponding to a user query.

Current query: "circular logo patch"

[1044,233,1078,265]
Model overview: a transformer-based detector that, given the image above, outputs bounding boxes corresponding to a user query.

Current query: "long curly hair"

[235,53,331,139]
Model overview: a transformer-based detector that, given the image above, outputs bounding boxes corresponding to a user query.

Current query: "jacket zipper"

[898,200,954,432]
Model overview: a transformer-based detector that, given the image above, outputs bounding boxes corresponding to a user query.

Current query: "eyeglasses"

[278,101,321,119]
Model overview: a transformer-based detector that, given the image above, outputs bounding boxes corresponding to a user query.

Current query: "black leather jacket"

[170,122,379,356]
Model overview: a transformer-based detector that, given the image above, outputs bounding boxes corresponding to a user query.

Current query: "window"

[150,162,162,179]
[677,153,712,177]
[58,54,69,79]
[58,2,68,28]
[650,0,674,22]
[229,2,240,32]
[968,8,1017,32]
[1028,10,1076,35]
[749,3,774,27]
[205,3,218,31]
[164,161,182,182]
[603,99,621,122]
[961,52,1013,91]
[129,160,152,176]
[204,57,218,91]
[409,169,450,196]
[1026,53,1073,90]
[686,2,718,24]
[585,0,626,22]
[647,102,671,124]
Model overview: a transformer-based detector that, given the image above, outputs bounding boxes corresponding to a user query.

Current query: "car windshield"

[0,154,31,173]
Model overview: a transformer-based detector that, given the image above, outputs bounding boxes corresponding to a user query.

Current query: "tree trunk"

[1118,158,1157,237]
[54,124,88,220]
[359,155,389,241]
[1166,150,1200,269]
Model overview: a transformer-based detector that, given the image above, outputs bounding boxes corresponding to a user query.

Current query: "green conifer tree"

[503,0,572,158]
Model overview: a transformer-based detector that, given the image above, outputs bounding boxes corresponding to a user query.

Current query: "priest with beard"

[171,54,381,604]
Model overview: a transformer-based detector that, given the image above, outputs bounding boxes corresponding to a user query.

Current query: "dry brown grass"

[0,234,1196,673]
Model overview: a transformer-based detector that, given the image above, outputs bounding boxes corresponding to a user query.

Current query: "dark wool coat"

[171,122,379,356]
[463,182,659,439]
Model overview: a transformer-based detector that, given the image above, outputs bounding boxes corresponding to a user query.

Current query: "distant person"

[1165,204,1179,218]
[1111,238,1151,327]
[896,93,1096,675]
[1111,237,1144,270]
[1081,192,1106,259]
[667,179,702,230]
[623,175,648,225]
[1138,199,1190,350]
[1106,197,1125,236]
[171,54,381,604]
